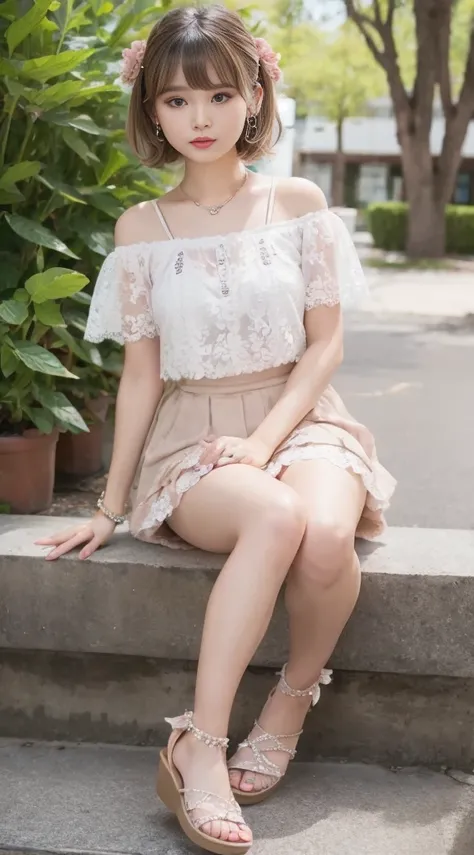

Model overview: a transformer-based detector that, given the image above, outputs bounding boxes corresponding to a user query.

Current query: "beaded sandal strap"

[276,663,333,707]
[165,711,229,749]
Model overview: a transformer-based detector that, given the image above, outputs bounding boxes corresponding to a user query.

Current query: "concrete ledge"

[1,516,474,677]
[1,650,474,768]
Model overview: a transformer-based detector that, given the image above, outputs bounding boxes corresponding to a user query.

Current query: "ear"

[249,82,264,116]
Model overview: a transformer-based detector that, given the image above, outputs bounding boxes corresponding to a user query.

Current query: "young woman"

[36,5,396,854]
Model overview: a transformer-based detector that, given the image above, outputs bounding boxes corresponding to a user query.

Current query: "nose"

[192,105,211,131]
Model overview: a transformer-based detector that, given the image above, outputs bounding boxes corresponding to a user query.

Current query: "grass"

[364,256,457,271]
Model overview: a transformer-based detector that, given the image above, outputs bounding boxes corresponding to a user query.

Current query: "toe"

[210,820,221,840]
[238,823,253,843]
[227,823,240,843]
[229,769,243,789]
[219,820,230,841]
[240,774,257,792]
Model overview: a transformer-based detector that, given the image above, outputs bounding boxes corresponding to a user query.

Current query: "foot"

[173,730,253,845]
[228,688,312,795]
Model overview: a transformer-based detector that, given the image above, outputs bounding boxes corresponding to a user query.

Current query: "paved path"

[337,267,474,531]
[1,739,473,855]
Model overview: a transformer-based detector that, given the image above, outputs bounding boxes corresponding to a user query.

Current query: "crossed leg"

[229,458,367,794]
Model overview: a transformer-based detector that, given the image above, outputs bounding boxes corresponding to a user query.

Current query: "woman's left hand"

[213,435,273,468]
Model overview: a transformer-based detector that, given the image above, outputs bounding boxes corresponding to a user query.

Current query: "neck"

[180,152,247,205]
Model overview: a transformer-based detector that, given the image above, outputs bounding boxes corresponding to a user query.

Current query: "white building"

[294,98,474,206]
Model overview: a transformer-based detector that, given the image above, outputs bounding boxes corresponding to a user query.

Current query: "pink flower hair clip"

[120,39,147,85]
[254,37,282,83]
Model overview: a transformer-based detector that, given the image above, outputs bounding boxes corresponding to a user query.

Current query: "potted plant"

[0,267,90,513]
[53,292,121,478]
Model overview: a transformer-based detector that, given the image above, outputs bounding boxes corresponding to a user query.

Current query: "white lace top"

[84,207,367,381]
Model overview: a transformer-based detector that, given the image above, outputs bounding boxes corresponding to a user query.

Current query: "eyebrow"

[160,83,236,94]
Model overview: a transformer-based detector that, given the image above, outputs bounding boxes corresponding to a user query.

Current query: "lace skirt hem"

[128,373,396,550]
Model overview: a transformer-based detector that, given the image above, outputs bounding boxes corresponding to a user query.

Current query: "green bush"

[367,202,474,255]
[0,0,172,435]
[366,202,407,252]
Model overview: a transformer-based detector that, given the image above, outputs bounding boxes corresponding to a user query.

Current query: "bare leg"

[229,459,366,794]
[167,464,306,841]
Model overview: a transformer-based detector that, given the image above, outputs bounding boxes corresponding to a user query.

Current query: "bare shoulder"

[114,197,171,247]
[275,176,328,219]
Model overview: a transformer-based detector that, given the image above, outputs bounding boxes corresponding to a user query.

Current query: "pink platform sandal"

[228,663,333,805]
[156,710,252,855]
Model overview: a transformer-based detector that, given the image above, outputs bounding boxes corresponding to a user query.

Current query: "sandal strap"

[276,663,333,707]
[165,711,229,749]
[179,787,245,830]
[228,721,302,781]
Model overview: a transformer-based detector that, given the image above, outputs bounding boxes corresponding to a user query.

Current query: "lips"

[190,138,216,148]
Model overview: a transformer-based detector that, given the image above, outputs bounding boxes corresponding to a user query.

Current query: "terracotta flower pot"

[55,420,105,477]
[0,429,59,513]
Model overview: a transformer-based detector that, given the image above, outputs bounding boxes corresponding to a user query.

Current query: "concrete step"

[2,516,474,676]
[1,517,474,768]
[1,739,473,855]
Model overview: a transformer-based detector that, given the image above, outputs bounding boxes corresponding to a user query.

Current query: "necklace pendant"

[210,206,219,215]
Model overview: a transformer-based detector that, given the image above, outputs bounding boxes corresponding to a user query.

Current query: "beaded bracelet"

[96,491,126,525]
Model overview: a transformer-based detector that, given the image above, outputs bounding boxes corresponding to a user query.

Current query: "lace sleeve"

[302,210,368,311]
[84,246,159,344]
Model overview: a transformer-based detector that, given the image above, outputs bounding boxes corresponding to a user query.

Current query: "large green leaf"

[0,343,18,378]
[6,0,52,55]
[21,49,94,83]
[0,161,42,188]
[11,340,78,378]
[26,268,89,302]
[0,300,29,325]
[0,259,21,292]
[0,187,25,204]
[23,405,55,433]
[0,0,17,20]
[34,388,88,433]
[34,300,65,327]
[61,126,99,163]
[31,80,85,109]
[99,148,129,185]
[43,111,104,135]
[51,326,90,360]
[5,214,79,259]
[74,224,113,257]
[36,174,86,205]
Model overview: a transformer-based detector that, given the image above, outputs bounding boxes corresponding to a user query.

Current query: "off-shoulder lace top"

[84,200,367,381]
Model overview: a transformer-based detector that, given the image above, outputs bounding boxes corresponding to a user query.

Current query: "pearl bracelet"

[96,491,126,525]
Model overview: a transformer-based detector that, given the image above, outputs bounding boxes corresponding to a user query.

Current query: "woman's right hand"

[34,512,117,561]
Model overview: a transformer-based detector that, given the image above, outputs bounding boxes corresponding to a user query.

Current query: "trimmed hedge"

[367,202,474,255]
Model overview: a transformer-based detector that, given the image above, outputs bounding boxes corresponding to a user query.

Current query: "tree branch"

[436,29,474,202]
[435,0,453,117]
[344,0,409,116]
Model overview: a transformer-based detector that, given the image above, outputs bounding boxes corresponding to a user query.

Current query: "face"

[154,63,262,161]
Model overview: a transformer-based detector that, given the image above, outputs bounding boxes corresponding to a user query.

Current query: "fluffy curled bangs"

[126,5,282,168]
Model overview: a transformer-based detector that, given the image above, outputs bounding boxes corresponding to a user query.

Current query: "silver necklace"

[179,169,248,215]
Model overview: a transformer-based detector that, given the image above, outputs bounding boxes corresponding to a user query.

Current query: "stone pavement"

[1,739,473,855]
[358,267,474,321]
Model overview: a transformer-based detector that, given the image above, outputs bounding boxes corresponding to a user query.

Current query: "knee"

[292,518,356,589]
[259,489,307,549]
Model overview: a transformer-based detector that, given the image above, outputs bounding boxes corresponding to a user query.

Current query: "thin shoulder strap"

[152,199,174,240]
[264,176,276,225]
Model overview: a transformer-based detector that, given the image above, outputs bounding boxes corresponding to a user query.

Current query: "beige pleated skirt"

[129,365,396,549]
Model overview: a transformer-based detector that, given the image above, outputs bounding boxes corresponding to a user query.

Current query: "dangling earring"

[245,114,258,143]
[155,122,165,142]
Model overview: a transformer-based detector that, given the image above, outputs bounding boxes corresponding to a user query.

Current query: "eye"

[167,97,186,107]
[212,92,231,103]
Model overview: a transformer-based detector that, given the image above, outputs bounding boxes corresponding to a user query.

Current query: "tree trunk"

[406,184,446,258]
[401,134,446,258]
[331,119,345,207]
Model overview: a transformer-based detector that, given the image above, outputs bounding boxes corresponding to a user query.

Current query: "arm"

[251,304,343,456]
[101,337,164,516]
[101,209,163,515]
[251,178,344,456]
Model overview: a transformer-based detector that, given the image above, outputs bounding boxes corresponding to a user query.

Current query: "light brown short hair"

[126,5,282,167]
